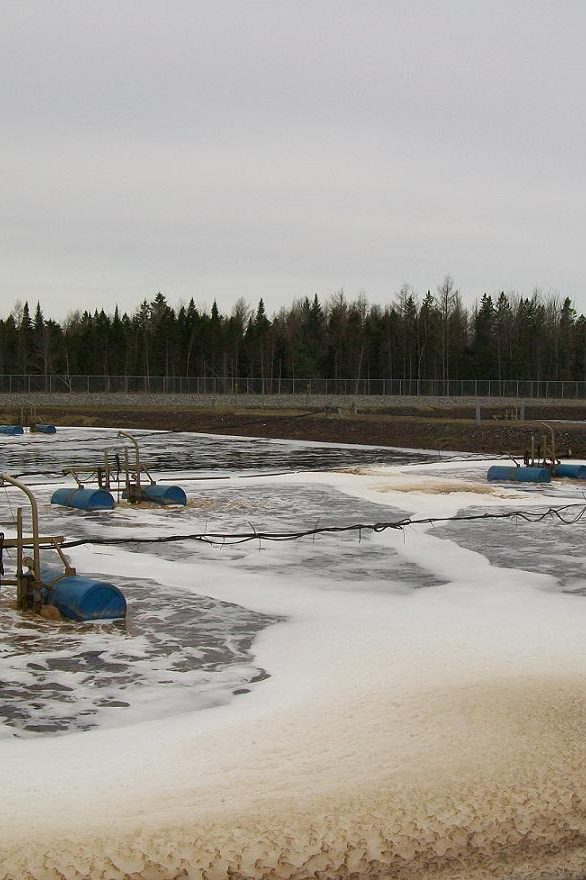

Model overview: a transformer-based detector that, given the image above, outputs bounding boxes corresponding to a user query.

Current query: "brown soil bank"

[5,398,586,457]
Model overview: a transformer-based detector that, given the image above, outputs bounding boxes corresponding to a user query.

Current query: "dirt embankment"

[4,396,586,456]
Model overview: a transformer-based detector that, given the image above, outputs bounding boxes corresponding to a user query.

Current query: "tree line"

[0,278,585,382]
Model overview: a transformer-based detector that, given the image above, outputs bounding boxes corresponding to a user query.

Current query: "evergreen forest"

[0,278,584,384]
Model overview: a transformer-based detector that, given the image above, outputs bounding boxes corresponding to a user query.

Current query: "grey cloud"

[1,0,585,317]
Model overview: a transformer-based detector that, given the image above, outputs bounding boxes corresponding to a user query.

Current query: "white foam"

[1,451,586,877]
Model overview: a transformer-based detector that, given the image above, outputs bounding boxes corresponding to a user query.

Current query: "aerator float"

[0,402,56,436]
[0,474,126,621]
[488,421,586,484]
[52,431,187,511]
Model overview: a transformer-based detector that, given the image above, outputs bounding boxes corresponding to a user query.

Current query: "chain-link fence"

[0,375,586,398]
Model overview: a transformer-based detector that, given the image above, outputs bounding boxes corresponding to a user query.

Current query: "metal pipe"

[118,431,141,490]
[124,448,131,501]
[16,507,23,608]
[536,421,556,473]
[103,450,110,491]
[0,474,40,585]
[16,508,22,580]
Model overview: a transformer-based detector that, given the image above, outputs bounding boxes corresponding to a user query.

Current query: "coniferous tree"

[417,292,440,381]
[0,284,585,391]
[473,295,495,379]
[18,302,34,375]
[558,297,576,380]
[494,292,514,381]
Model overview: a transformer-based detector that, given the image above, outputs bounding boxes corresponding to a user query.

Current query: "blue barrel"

[51,487,115,510]
[42,574,126,621]
[487,465,551,483]
[554,463,586,480]
[0,425,23,435]
[139,484,187,505]
[31,424,57,434]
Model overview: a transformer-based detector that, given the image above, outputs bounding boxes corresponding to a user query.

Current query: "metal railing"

[0,375,585,398]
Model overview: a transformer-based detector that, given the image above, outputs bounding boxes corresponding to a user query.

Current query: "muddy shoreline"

[4,398,586,456]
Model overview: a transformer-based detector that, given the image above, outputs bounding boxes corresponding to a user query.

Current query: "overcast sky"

[2,1,585,319]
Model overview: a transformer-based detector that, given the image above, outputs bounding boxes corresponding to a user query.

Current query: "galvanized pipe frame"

[60,434,156,504]
[0,474,75,610]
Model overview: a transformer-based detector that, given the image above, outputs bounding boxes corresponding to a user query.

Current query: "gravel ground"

[2,393,586,454]
[1,392,585,412]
